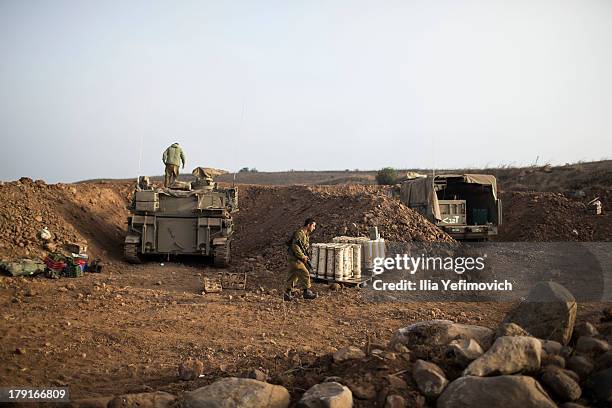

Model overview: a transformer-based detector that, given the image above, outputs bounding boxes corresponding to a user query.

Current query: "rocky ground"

[0,176,610,407]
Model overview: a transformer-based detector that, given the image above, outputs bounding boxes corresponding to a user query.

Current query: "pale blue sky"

[1,0,611,182]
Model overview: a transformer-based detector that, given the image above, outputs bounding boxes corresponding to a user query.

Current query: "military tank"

[124,170,238,266]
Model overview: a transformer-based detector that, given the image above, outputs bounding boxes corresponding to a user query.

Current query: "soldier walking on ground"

[162,142,186,187]
[284,218,318,301]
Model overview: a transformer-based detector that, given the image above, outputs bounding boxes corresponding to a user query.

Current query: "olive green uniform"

[162,143,186,187]
[286,228,312,290]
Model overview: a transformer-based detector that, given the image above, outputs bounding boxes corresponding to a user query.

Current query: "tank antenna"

[136,132,144,188]
[431,133,436,185]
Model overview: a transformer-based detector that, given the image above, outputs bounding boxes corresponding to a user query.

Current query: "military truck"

[124,174,238,266]
[400,174,502,240]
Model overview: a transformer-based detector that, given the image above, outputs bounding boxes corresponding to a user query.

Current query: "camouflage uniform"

[164,164,179,187]
[162,143,186,187]
[286,228,312,290]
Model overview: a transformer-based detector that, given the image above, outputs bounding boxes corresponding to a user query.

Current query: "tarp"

[433,174,497,199]
[192,167,227,179]
[400,178,442,220]
[400,174,497,221]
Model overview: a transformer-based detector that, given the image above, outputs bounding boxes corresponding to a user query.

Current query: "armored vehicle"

[400,174,502,240]
[124,174,238,266]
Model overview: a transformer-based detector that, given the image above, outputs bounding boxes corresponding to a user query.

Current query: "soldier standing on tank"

[162,142,186,187]
[284,218,318,301]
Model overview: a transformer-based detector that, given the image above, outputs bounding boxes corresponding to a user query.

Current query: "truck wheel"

[124,243,142,264]
[213,242,230,268]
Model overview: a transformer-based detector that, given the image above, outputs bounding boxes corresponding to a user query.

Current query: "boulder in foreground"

[182,377,290,408]
[437,375,556,408]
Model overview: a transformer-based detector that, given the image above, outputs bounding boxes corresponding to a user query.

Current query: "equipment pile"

[0,240,102,279]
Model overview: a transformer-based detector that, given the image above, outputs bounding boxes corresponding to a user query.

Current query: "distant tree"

[250,168,258,173]
[376,167,397,185]
[239,167,250,173]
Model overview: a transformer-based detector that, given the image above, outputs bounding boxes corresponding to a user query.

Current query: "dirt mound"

[231,184,453,272]
[0,180,450,267]
[497,191,612,241]
[0,178,132,260]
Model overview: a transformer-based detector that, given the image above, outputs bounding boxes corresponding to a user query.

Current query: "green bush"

[376,167,397,185]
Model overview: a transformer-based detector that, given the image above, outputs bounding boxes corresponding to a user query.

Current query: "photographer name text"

[372,279,513,292]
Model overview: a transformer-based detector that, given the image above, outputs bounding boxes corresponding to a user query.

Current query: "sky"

[0,0,611,183]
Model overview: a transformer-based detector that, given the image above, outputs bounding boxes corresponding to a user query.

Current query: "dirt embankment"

[0,181,452,264]
[497,191,612,241]
[0,178,133,261]
[231,184,453,271]
[1,178,608,268]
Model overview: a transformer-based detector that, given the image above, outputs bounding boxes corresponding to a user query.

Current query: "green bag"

[64,258,83,278]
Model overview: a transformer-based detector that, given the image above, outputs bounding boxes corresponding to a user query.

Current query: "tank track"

[213,242,230,268]
[124,243,142,264]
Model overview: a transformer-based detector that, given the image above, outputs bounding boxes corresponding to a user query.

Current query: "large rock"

[463,336,541,376]
[496,323,532,338]
[333,346,365,363]
[503,282,577,344]
[574,322,598,338]
[585,367,612,404]
[437,375,556,408]
[298,382,353,408]
[575,336,609,356]
[182,378,290,408]
[390,320,493,350]
[412,359,448,397]
[541,354,565,368]
[541,340,563,356]
[541,367,581,402]
[346,380,375,400]
[558,368,580,383]
[108,392,176,408]
[448,338,484,367]
[566,355,594,380]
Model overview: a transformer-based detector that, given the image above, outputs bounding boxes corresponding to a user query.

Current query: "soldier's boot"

[303,289,317,300]
[283,290,294,302]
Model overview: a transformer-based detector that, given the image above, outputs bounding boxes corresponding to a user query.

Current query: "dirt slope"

[0,178,133,261]
[0,181,451,263]
[231,184,453,272]
[497,191,612,241]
